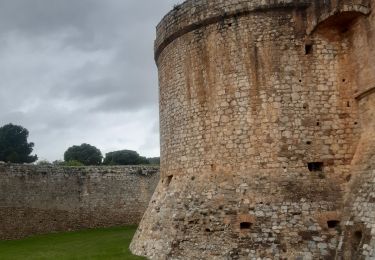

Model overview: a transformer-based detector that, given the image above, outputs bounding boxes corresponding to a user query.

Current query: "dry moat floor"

[0,226,145,260]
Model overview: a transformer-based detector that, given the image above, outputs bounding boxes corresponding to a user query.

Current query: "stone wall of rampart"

[0,164,159,240]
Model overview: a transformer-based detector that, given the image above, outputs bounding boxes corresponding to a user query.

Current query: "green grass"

[0,226,145,260]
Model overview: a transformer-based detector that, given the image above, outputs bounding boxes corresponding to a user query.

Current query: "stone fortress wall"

[0,164,159,240]
[131,0,375,259]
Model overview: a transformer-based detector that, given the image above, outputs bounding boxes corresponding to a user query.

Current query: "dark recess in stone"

[240,222,252,230]
[327,220,340,229]
[166,175,173,187]
[353,230,363,251]
[341,27,349,33]
[308,162,323,172]
[305,44,313,54]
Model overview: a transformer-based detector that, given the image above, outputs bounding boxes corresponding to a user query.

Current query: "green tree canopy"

[103,150,149,165]
[0,123,38,163]
[64,143,102,166]
[147,157,160,165]
[36,160,52,166]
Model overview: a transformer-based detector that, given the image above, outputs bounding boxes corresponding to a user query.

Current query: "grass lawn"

[0,226,145,260]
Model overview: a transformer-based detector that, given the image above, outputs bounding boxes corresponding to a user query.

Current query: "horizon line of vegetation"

[0,123,160,167]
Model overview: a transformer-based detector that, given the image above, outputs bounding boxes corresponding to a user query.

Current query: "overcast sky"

[0,0,180,161]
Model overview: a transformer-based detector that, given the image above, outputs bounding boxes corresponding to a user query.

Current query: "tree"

[64,160,85,166]
[52,160,65,166]
[52,160,84,167]
[36,160,52,166]
[103,150,149,165]
[0,123,38,163]
[147,157,160,165]
[64,143,102,166]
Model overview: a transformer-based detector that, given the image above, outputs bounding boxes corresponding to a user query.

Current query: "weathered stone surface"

[131,0,375,259]
[0,164,159,240]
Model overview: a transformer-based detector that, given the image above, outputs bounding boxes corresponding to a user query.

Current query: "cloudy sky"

[0,0,179,161]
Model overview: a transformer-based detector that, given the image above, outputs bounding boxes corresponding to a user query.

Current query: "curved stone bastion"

[131,0,375,259]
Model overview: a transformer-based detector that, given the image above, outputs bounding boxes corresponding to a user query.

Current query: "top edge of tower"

[154,0,312,60]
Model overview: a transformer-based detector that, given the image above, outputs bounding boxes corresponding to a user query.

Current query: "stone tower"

[131,0,375,259]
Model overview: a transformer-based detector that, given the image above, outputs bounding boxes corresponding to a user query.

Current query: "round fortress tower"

[131,0,374,259]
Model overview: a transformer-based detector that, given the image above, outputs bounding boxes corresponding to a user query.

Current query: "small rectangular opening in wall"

[240,222,252,230]
[308,162,324,172]
[305,44,313,55]
[327,220,340,229]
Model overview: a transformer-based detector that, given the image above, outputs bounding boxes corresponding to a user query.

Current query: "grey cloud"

[0,0,98,32]
[93,91,156,113]
[0,0,177,50]
[0,0,178,160]
[0,0,99,49]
